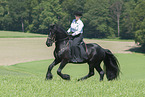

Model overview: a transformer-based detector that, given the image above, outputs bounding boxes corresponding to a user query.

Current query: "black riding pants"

[70,34,87,62]
[71,34,83,46]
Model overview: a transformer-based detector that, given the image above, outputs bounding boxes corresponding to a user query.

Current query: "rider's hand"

[68,33,72,36]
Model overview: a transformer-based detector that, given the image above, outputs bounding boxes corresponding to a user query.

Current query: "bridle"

[48,31,69,43]
[47,30,70,54]
[48,31,56,43]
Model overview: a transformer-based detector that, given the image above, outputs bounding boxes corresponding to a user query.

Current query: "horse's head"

[46,24,68,47]
[46,24,57,47]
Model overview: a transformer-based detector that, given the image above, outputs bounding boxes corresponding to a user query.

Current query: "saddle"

[69,40,88,63]
[80,41,88,54]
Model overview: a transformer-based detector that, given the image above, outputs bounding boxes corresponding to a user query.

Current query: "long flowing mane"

[55,25,68,41]
[57,25,68,34]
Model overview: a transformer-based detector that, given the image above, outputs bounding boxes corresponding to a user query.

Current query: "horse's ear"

[49,24,55,29]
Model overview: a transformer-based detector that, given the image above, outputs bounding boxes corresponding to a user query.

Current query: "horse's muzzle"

[46,42,52,47]
[46,40,53,47]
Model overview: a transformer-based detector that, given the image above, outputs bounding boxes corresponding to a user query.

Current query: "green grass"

[85,38,134,42]
[0,31,133,42]
[0,31,47,38]
[0,53,145,96]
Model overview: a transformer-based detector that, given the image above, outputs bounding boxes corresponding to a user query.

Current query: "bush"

[135,29,145,45]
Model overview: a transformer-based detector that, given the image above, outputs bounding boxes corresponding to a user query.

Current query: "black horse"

[46,24,120,81]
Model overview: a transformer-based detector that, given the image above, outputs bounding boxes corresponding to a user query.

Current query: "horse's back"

[86,43,103,50]
[86,43,105,56]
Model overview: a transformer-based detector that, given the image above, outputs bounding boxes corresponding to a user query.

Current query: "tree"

[0,0,11,30]
[109,0,123,37]
[0,0,144,42]
[120,0,136,39]
[83,0,115,38]
[29,0,66,34]
[24,0,43,33]
[6,0,29,32]
[133,0,145,46]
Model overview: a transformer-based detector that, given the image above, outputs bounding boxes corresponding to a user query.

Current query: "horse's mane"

[53,24,68,40]
[55,25,68,35]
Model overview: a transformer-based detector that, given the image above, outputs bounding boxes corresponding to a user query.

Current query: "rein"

[56,36,70,53]
[48,31,56,42]
[55,37,69,43]
[49,31,69,43]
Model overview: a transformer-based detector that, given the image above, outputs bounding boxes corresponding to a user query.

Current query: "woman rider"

[67,12,88,62]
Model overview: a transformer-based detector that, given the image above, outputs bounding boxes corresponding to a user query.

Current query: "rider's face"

[75,16,81,20]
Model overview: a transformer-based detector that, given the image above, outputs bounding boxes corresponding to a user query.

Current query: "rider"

[67,12,88,62]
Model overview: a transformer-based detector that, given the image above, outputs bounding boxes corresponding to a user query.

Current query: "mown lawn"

[0,31,133,42]
[0,53,145,97]
[0,31,47,38]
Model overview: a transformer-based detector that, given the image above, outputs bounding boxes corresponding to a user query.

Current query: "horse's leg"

[57,59,70,80]
[78,63,94,81]
[46,59,60,80]
[94,61,105,81]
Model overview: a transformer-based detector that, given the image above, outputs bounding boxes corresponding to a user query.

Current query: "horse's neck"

[55,30,68,42]
[55,40,68,51]
[56,27,68,40]
[55,27,68,48]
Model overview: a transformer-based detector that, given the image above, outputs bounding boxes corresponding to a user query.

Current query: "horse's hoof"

[99,79,103,82]
[77,78,83,81]
[63,74,70,80]
[100,71,104,81]
[45,77,52,80]
[46,74,53,80]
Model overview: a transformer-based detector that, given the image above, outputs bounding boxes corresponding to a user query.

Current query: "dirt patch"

[0,38,54,66]
[0,38,138,66]
[84,39,137,54]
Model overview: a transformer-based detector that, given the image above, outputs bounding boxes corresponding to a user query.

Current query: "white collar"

[75,19,81,23]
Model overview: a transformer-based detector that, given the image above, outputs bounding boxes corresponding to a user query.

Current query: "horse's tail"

[103,49,120,81]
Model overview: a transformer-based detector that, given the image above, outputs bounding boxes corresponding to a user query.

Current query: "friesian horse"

[45,24,120,81]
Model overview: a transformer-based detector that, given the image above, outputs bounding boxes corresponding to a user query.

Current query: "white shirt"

[67,19,84,36]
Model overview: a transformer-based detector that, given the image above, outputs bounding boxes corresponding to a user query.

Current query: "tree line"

[0,0,145,46]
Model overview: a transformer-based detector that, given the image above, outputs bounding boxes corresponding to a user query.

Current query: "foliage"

[135,29,145,45]
[83,0,116,38]
[28,0,66,34]
[120,0,136,39]
[109,0,123,37]
[0,0,145,43]
[133,0,145,46]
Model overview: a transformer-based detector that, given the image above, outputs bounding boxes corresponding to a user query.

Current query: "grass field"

[0,31,144,96]
[0,53,145,96]
[0,30,134,41]
[0,31,47,38]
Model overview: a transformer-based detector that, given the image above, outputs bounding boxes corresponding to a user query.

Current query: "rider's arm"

[67,19,76,33]
[67,28,71,33]
[72,20,84,36]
